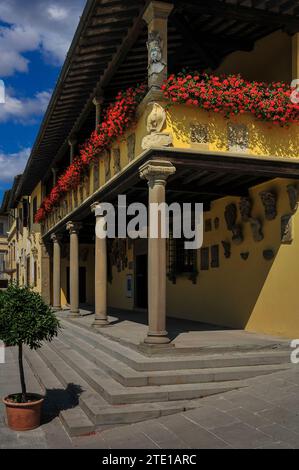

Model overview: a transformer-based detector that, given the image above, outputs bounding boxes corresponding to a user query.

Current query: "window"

[0,223,4,236]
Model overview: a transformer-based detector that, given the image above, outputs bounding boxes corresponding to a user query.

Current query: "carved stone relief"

[224,203,243,245]
[142,102,173,150]
[263,249,275,260]
[228,123,249,152]
[113,148,121,174]
[250,218,264,242]
[259,191,277,220]
[127,134,136,162]
[190,123,208,145]
[221,241,231,259]
[225,203,237,231]
[281,214,293,244]
[239,197,252,222]
[287,184,298,213]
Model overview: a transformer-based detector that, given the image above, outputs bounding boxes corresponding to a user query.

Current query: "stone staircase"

[24,318,291,437]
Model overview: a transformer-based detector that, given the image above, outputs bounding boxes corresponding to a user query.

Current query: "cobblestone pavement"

[1,347,299,449]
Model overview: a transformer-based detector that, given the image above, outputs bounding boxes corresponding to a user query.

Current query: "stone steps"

[58,328,288,387]
[59,318,291,372]
[48,339,242,404]
[24,318,291,437]
[24,346,199,436]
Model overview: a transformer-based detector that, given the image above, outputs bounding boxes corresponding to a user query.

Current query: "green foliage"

[0,283,60,350]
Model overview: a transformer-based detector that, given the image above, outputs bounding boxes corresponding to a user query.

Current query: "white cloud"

[0,148,30,182]
[0,89,51,124]
[0,0,86,75]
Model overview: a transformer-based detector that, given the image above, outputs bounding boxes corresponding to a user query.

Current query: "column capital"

[66,221,82,234]
[139,159,176,185]
[92,95,104,107]
[91,201,106,218]
[143,1,174,24]
[68,134,77,146]
[51,233,63,243]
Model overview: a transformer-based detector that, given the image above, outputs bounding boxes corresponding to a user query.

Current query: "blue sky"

[0,0,86,203]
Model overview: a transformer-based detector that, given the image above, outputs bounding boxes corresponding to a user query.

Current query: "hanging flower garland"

[162,71,299,125]
[35,72,299,223]
[35,84,146,223]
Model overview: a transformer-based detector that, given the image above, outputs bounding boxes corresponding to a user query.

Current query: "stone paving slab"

[2,346,299,449]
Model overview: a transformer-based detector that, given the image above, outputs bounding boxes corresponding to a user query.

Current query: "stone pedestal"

[66,222,81,316]
[143,1,174,100]
[92,203,109,328]
[139,159,176,345]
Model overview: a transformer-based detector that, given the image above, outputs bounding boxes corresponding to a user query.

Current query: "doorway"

[66,266,87,304]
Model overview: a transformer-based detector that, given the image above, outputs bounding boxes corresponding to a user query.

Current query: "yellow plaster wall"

[165,105,299,159]
[217,31,292,83]
[167,178,299,338]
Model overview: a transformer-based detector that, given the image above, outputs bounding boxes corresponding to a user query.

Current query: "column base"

[68,310,80,318]
[139,341,174,355]
[143,330,171,345]
[92,318,109,328]
[52,306,61,312]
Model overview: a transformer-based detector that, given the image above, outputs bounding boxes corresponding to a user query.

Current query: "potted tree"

[0,283,60,431]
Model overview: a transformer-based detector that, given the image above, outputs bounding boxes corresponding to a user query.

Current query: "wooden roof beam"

[178,0,299,33]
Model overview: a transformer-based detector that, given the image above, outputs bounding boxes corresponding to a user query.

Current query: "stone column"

[92,203,109,328]
[143,1,174,96]
[51,233,62,310]
[139,159,176,345]
[51,166,58,186]
[92,95,104,129]
[68,135,77,164]
[66,222,81,316]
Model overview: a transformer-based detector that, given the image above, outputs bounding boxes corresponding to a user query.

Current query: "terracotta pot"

[3,394,44,431]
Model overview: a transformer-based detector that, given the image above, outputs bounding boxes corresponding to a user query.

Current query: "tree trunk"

[18,343,27,403]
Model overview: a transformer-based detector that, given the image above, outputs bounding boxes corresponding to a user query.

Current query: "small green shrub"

[0,283,60,402]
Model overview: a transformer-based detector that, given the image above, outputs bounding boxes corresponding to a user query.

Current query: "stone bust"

[147,32,165,76]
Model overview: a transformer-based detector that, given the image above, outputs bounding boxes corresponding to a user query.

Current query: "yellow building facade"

[7,1,299,344]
